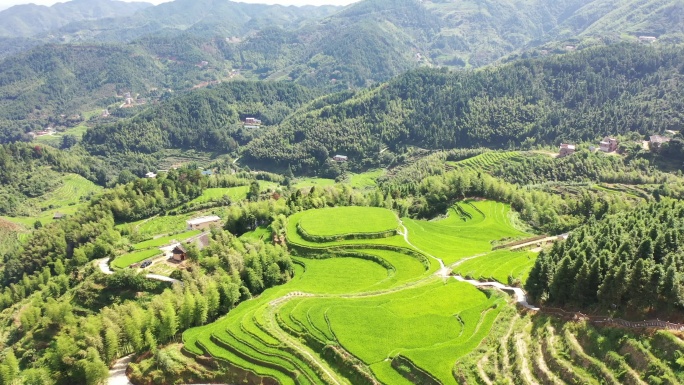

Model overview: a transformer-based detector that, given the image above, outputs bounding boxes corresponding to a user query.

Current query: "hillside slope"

[243,43,684,172]
[0,0,152,38]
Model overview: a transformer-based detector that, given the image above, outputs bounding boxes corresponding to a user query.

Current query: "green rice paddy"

[183,201,535,384]
[297,206,398,236]
[403,201,529,265]
[453,250,537,284]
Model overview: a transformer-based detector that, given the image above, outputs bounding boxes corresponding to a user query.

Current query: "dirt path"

[477,354,494,385]
[453,275,540,310]
[397,220,447,275]
[96,258,181,284]
[515,333,539,385]
[535,348,564,385]
[134,215,158,232]
[108,355,133,385]
[510,235,562,251]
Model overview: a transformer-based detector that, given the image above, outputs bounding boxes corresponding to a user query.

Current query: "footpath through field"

[397,217,540,310]
[108,355,133,385]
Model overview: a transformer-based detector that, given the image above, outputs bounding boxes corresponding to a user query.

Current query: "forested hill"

[1,0,684,143]
[0,44,169,143]
[526,199,684,314]
[82,81,314,155]
[244,44,684,173]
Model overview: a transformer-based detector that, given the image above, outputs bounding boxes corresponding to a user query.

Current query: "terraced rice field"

[403,201,529,265]
[448,151,521,171]
[189,183,277,205]
[293,170,385,190]
[453,250,537,284]
[183,202,537,384]
[35,174,101,209]
[190,187,251,204]
[457,314,684,385]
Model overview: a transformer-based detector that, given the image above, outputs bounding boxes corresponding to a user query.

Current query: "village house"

[333,155,349,162]
[639,36,657,43]
[649,135,671,151]
[244,117,262,129]
[186,215,221,231]
[558,143,576,157]
[172,245,187,262]
[53,213,66,220]
[599,137,619,153]
[145,172,157,178]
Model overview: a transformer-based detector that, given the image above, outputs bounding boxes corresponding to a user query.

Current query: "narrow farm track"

[108,355,133,385]
[397,219,447,274]
[476,354,494,385]
[515,332,539,385]
[96,258,181,284]
[453,275,540,310]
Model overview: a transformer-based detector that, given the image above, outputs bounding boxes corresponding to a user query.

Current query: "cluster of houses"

[29,126,55,138]
[559,134,673,157]
[163,216,222,263]
[559,136,622,157]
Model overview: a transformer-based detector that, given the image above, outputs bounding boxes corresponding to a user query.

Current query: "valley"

[0,0,684,384]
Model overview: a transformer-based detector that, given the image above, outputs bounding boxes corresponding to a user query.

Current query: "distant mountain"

[0,0,152,38]
[54,0,341,43]
[2,0,684,144]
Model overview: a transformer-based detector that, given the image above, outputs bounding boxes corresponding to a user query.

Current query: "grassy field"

[33,174,102,210]
[453,250,537,284]
[1,173,102,228]
[297,206,398,236]
[239,226,271,241]
[293,169,385,189]
[111,249,162,269]
[182,200,537,384]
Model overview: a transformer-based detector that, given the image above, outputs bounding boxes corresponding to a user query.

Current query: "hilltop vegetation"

[245,43,684,173]
[0,142,106,216]
[2,0,684,142]
[527,198,684,314]
[82,81,313,155]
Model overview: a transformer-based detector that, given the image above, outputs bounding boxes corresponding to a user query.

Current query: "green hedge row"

[391,355,442,385]
[296,221,397,243]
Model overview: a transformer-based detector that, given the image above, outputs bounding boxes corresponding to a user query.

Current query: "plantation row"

[449,152,522,172]
[183,202,539,384]
[456,312,684,385]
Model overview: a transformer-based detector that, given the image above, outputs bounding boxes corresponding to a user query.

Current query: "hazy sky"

[0,0,360,11]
